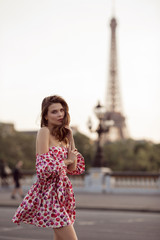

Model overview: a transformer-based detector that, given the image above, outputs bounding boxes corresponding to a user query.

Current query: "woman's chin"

[56,122,63,126]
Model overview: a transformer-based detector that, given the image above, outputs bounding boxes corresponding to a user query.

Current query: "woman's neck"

[47,124,54,132]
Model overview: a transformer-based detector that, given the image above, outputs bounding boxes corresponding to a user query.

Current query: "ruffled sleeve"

[36,150,67,180]
[67,153,85,175]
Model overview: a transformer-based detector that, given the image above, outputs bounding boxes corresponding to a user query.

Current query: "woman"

[12,95,85,240]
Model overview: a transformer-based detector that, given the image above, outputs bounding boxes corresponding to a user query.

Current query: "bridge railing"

[69,172,160,194]
[104,172,160,194]
[2,170,160,194]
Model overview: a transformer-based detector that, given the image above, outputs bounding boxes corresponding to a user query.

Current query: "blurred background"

[0,1,160,240]
[0,0,160,172]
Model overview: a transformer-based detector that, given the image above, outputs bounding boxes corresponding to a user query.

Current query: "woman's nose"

[58,111,63,117]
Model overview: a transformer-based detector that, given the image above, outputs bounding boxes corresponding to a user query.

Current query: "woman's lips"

[58,119,63,122]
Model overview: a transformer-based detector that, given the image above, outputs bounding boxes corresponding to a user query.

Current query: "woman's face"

[45,103,65,127]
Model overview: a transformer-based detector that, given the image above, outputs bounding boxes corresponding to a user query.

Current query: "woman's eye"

[52,110,57,114]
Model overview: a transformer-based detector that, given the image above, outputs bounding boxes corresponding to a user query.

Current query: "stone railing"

[2,170,160,194]
[104,172,160,194]
[70,171,160,194]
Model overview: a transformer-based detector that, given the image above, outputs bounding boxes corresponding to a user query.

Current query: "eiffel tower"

[104,17,128,141]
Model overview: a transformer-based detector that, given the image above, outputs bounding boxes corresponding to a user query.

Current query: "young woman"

[12,95,85,240]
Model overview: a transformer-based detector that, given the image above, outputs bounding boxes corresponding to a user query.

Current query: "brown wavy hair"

[40,95,70,143]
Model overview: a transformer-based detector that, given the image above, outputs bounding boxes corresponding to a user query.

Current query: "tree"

[0,131,36,170]
[103,139,160,172]
[74,132,95,171]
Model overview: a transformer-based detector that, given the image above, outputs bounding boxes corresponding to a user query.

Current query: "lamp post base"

[85,167,112,193]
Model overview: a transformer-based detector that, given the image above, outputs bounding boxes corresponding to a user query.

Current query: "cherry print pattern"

[12,146,85,228]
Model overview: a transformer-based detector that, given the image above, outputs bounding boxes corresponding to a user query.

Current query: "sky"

[0,0,160,143]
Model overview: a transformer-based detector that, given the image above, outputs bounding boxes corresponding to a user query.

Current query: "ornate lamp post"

[88,101,114,168]
[85,101,114,193]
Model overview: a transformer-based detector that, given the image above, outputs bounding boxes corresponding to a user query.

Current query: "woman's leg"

[53,224,78,240]
[53,231,58,240]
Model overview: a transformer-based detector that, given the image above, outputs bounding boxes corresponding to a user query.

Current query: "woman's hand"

[64,148,78,170]
[68,148,78,161]
[64,159,74,166]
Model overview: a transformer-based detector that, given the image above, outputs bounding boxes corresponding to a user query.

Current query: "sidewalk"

[75,192,160,213]
[0,187,160,213]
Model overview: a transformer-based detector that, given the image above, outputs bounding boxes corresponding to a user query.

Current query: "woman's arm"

[67,149,78,171]
[65,127,85,175]
[36,127,50,155]
[36,128,67,180]
[66,127,75,150]
[67,152,85,175]
[66,128,78,171]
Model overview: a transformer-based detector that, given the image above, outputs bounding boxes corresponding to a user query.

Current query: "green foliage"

[0,126,159,172]
[0,131,36,170]
[0,129,94,171]
[103,139,160,172]
[74,132,95,170]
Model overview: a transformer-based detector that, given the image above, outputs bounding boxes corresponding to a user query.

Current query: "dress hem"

[12,218,75,229]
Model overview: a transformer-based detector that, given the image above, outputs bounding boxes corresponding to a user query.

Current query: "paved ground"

[0,207,160,240]
[0,187,160,213]
[1,187,160,240]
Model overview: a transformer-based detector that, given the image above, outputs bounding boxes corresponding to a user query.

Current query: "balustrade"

[2,171,160,194]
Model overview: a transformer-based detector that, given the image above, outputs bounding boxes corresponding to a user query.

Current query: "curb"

[76,206,160,214]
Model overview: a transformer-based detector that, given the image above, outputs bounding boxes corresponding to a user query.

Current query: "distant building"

[0,122,79,137]
[19,131,37,136]
[0,122,15,136]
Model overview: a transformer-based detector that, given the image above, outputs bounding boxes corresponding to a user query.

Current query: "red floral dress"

[12,146,85,228]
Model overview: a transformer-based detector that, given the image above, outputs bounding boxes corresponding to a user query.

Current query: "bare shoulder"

[36,127,50,154]
[37,127,50,138]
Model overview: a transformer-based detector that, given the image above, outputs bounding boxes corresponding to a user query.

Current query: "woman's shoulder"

[36,127,50,143]
[36,127,50,155]
[37,127,50,137]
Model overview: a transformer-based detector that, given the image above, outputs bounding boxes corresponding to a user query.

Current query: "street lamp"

[88,101,114,168]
